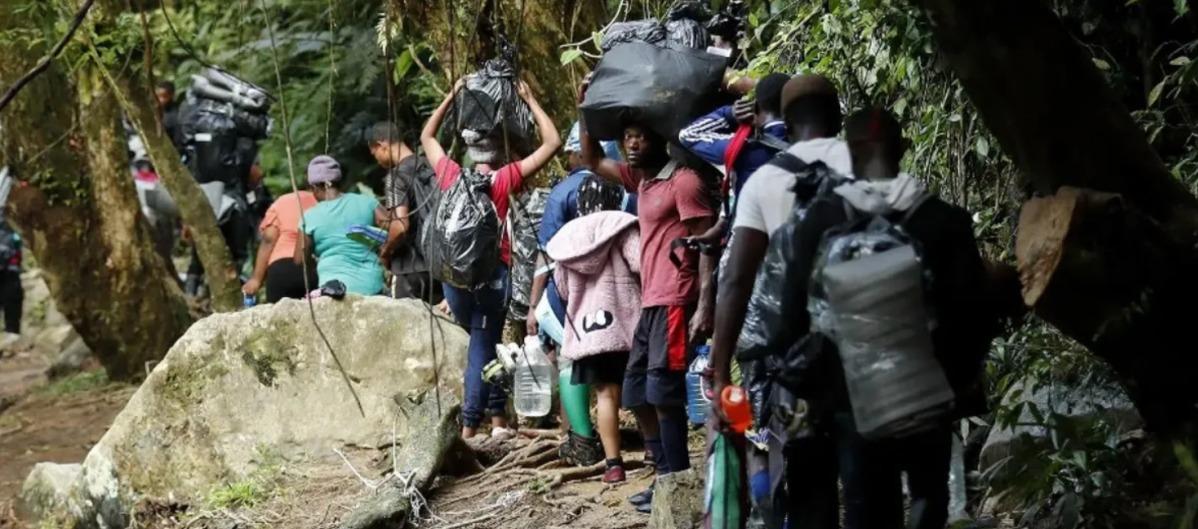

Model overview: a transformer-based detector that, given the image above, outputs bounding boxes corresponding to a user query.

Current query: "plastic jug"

[686,344,712,425]
[721,386,752,434]
[513,336,555,418]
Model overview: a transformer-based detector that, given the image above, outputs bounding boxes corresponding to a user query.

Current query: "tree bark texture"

[915,0,1198,431]
[1016,187,1198,431]
[914,0,1198,242]
[0,4,193,381]
[115,64,242,312]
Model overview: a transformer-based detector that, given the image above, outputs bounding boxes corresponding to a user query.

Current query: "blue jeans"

[443,265,510,429]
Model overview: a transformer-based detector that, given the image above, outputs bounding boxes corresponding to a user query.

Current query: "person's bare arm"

[420,79,464,170]
[379,205,411,267]
[294,233,313,265]
[526,253,549,336]
[244,226,278,295]
[576,77,624,185]
[708,226,769,424]
[515,82,562,179]
[685,216,717,340]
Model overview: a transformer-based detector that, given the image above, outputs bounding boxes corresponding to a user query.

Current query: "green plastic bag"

[705,432,744,529]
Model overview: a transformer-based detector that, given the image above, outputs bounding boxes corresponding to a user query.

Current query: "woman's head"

[306,155,342,200]
[577,173,626,216]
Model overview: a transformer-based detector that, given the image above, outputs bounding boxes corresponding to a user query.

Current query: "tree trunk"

[914,0,1198,432]
[116,73,242,312]
[0,3,193,381]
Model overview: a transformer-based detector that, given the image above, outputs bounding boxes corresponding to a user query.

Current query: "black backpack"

[423,169,501,289]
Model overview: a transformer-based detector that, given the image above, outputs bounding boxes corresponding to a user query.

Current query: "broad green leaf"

[976,137,990,157]
[395,49,413,78]
[1091,58,1110,71]
[1147,79,1166,107]
[1170,56,1191,67]
[560,48,583,66]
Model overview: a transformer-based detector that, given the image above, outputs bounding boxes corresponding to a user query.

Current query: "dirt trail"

[0,351,133,527]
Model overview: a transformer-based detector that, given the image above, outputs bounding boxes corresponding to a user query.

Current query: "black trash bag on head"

[581,42,727,141]
[601,19,666,51]
[452,58,535,156]
[423,169,501,290]
[665,1,712,49]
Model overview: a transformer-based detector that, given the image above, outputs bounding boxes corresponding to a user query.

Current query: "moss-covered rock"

[22,296,468,529]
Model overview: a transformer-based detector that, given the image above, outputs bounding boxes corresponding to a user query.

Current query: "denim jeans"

[443,265,510,429]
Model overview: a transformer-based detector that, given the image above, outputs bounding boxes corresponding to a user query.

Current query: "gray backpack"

[808,197,955,440]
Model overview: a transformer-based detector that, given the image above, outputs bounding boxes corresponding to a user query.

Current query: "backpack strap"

[768,152,808,174]
[899,193,933,225]
[753,133,791,153]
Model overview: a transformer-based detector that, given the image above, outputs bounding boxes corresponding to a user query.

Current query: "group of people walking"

[236,57,999,528]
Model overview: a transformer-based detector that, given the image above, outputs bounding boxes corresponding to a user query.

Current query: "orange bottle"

[721,385,752,434]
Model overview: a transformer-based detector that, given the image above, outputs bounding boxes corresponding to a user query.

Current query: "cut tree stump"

[1016,186,1198,432]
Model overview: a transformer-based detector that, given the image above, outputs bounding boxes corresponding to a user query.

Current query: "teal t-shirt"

[303,193,384,295]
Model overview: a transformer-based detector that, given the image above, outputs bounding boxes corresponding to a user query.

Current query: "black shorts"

[265,259,317,303]
[571,352,630,385]
[622,305,694,409]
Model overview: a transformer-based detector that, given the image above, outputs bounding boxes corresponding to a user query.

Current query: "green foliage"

[204,445,284,510]
[38,370,112,396]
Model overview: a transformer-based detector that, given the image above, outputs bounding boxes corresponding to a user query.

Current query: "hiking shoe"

[628,485,654,507]
[559,430,603,467]
[602,465,626,484]
[635,501,653,514]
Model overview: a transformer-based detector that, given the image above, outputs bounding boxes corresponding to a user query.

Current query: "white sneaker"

[490,426,516,441]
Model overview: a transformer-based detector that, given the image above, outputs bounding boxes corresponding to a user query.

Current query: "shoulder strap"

[899,193,933,225]
[753,133,791,153]
[769,152,808,174]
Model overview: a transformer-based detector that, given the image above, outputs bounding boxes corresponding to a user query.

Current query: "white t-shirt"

[732,137,853,236]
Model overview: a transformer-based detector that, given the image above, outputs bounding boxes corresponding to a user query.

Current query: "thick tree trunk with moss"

[915,0,1198,432]
[0,5,193,381]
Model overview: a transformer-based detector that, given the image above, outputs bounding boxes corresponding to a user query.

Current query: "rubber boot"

[559,360,594,438]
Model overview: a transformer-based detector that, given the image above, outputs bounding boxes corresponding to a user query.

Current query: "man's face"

[370,142,390,167]
[154,88,174,109]
[622,126,656,168]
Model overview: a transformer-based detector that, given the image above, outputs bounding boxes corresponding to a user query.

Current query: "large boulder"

[22,296,468,529]
[980,378,1141,475]
[649,469,704,529]
[19,462,80,523]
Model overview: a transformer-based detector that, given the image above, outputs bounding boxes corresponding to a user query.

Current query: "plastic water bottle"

[514,336,555,418]
[686,344,711,425]
[721,385,753,434]
[243,292,257,308]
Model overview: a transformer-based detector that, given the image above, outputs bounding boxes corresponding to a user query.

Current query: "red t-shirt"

[618,163,714,307]
[434,158,524,265]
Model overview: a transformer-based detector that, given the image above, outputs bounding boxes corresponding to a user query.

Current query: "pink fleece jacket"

[547,211,642,361]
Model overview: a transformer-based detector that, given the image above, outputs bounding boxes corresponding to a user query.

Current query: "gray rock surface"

[20,296,468,529]
[46,337,94,379]
[18,462,81,524]
[649,469,704,529]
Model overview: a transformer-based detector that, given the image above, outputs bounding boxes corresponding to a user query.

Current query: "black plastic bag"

[665,1,712,49]
[452,58,535,154]
[423,170,501,289]
[581,42,727,141]
[508,188,549,320]
[601,20,666,51]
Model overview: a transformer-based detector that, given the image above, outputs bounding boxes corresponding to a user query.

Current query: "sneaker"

[602,465,626,484]
[558,430,603,467]
[628,484,654,507]
[635,501,653,514]
[490,426,516,441]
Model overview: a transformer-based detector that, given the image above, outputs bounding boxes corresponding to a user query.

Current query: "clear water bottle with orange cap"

[721,385,753,434]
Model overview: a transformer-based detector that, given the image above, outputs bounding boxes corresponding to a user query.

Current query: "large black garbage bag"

[581,42,727,141]
[423,170,501,290]
[665,1,712,49]
[452,58,535,153]
[601,20,667,51]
